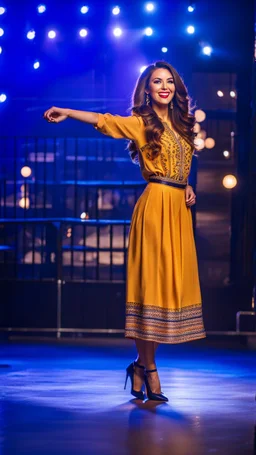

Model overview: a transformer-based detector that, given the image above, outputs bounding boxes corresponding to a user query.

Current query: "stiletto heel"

[144,368,169,402]
[124,361,145,400]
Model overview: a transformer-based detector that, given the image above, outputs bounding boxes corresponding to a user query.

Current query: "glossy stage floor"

[1,336,256,455]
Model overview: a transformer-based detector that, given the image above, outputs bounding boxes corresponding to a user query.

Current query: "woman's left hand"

[185,185,196,207]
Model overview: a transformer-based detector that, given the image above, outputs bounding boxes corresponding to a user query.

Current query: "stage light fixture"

[33,60,40,69]
[27,30,36,40]
[202,45,212,56]
[0,6,6,15]
[161,47,168,53]
[186,25,195,34]
[223,175,237,189]
[145,3,155,12]
[48,30,56,39]
[217,90,224,97]
[81,5,89,14]
[0,93,6,102]
[113,27,122,37]
[37,4,46,13]
[188,4,195,12]
[145,27,153,36]
[0,28,4,37]
[112,6,120,15]
[223,151,230,158]
[79,28,88,37]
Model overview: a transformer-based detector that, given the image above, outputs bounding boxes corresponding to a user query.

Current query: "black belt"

[149,177,187,189]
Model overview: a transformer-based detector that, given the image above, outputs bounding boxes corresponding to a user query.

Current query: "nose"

[162,81,167,90]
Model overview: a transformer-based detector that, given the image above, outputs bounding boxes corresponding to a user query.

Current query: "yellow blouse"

[95,113,193,185]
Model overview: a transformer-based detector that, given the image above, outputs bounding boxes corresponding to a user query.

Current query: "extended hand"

[185,185,196,207]
[43,106,68,123]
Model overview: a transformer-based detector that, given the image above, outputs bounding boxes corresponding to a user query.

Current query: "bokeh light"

[21,166,32,178]
[217,90,224,97]
[204,138,215,149]
[188,5,195,12]
[145,3,155,12]
[0,28,4,37]
[0,93,7,102]
[197,130,207,140]
[161,47,168,53]
[0,46,2,54]
[48,30,56,39]
[33,60,40,69]
[27,30,36,40]
[187,25,195,34]
[113,27,122,37]
[193,123,201,133]
[230,91,236,98]
[81,6,89,14]
[80,212,89,220]
[202,46,212,56]
[145,27,153,36]
[223,150,230,158]
[223,175,237,189]
[37,4,46,13]
[195,109,206,122]
[79,28,88,37]
[19,197,30,209]
[112,6,120,15]
[194,138,205,151]
[0,6,6,15]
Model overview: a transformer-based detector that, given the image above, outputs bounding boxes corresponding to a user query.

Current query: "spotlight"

[217,90,224,97]
[81,5,89,14]
[230,91,236,98]
[188,4,195,12]
[0,46,2,54]
[79,28,88,37]
[186,25,195,34]
[112,6,120,15]
[222,175,237,189]
[113,27,122,37]
[145,27,153,36]
[223,150,230,158]
[21,166,32,178]
[140,65,147,73]
[0,93,7,102]
[37,4,46,13]
[27,30,36,40]
[145,3,155,12]
[202,46,212,56]
[0,7,6,15]
[33,60,40,69]
[161,47,168,53]
[48,30,56,39]
[0,28,4,37]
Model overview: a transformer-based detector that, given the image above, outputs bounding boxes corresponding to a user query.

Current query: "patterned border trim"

[125,302,206,344]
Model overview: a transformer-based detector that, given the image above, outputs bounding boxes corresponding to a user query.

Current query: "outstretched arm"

[43,107,144,141]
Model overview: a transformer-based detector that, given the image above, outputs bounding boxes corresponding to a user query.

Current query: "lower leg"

[135,339,161,394]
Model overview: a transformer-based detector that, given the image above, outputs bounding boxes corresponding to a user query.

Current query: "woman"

[44,61,206,402]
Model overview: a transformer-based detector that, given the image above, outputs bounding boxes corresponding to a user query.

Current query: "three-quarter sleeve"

[94,113,144,141]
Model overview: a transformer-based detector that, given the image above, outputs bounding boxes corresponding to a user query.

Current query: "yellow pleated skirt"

[125,182,206,344]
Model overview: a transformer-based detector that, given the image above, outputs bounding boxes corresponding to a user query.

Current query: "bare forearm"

[66,109,99,125]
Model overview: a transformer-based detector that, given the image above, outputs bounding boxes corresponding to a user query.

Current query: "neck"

[151,103,170,122]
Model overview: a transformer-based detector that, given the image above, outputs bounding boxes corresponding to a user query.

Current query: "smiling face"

[146,67,175,108]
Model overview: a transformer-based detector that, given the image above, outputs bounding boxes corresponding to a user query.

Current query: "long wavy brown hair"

[128,61,195,163]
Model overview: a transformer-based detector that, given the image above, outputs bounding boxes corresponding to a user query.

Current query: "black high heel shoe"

[124,361,145,400]
[144,368,169,402]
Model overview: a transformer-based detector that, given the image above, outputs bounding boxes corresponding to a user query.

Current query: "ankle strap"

[134,361,145,369]
[146,368,157,373]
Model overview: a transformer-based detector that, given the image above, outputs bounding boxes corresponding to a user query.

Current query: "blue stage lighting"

[81,6,89,14]
[0,6,6,15]
[0,93,7,102]
[27,30,36,40]
[0,46,2,54]
[79,28,88,37]
[37,4,46,13]
[0,28,4,37]
[140,65,147,73]
[145,3,155,12]
[202,45,212,56]
[48,30,56,39]
[188,4,195,12]
[33,60,40,69]
[112,6,120,15]
[186,25,195,34]
[161,47,168,53]
[145,27,153,36]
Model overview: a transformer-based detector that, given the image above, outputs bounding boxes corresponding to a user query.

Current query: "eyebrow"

[153,77,174,80]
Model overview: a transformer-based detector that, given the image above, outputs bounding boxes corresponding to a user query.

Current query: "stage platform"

[1,336,256,455]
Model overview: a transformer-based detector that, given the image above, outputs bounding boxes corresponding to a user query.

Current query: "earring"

[170,101,174,110]
[146,93,150,105]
